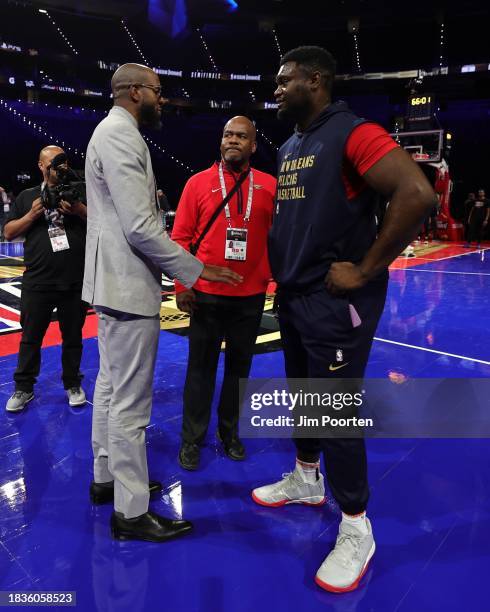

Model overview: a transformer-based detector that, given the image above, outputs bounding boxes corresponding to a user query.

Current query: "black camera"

[41,153,86,210]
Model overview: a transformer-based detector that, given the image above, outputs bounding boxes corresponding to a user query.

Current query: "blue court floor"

[0,246,489,612]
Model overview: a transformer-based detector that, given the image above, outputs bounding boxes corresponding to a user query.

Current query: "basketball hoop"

[390,129,443,163]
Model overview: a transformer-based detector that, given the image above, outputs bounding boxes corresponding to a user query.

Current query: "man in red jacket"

[172,116,276,470]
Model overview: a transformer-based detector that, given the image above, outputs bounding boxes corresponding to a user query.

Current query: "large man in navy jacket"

[252,46,437,594]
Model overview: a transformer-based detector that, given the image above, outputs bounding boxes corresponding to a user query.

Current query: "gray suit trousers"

[92,308,160,518]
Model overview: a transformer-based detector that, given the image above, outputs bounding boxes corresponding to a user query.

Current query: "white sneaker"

[66,387,87,407]
[6,390,34,413]
[315,518,375,593]
[251,466,325,507]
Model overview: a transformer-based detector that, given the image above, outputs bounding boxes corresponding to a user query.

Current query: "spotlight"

[347,17,360,34]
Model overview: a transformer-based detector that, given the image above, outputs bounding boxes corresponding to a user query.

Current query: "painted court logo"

[0,305,21,333]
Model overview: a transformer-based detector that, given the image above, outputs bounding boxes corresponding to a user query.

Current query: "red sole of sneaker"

[314,559,371,593]
[251,491,326,508]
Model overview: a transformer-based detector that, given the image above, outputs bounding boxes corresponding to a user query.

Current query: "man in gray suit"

[83,63,242,542]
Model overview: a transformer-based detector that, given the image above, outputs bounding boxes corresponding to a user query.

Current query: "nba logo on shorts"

[336,349,343,362]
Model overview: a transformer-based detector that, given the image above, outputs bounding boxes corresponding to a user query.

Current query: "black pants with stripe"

[278,274,388,515]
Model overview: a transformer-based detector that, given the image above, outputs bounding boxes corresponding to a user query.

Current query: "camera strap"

[190,167,250,256]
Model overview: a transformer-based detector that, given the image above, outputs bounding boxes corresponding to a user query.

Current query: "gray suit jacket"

[82,106,203,316]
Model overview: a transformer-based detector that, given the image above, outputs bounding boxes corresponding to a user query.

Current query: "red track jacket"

[173,162,276,296]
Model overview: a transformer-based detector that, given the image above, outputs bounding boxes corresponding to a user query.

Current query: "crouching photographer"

[2,145,88,413]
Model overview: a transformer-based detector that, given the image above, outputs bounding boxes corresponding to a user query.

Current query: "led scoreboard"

[407,94,434,121]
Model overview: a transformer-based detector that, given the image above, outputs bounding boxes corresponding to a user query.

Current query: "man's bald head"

[223,116,257,141]
[111,63,158,99]
[220,115,257,172]
[39,145,64,164]
[38,145,65,185]
[110,63,164,130]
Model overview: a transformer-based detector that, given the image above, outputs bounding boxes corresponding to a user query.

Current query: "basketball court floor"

[0,240,489,611]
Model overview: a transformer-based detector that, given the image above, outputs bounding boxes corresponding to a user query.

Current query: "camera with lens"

[41,152,86,210]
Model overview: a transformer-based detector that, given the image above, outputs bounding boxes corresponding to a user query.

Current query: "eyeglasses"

[128,83,163,97]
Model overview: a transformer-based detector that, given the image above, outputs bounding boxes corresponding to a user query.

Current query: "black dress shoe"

[111,510,193,542]
[217,430,246,461]
[178,442,200,470]
[90,480,163,504]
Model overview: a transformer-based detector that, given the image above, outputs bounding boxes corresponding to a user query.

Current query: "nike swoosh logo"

[211,187,221,192]
[329,362,350,371]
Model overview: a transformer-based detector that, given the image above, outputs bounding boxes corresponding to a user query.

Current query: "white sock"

[341,511,369,535]
[295,458,320,484]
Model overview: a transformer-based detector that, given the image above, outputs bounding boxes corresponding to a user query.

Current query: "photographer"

[0,186,11,238]
[3,145,88,412]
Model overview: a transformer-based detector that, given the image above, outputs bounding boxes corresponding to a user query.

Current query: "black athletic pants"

[468,209,486,244]
[277,275,388,515]
[14,288,87,393]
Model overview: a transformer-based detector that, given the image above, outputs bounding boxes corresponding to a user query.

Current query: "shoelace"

[69,387,81,394]
[281,471,304,486]
[265,472,297,502]
[281,470,317,485]
[13,391,28,399]
[267,472,296,493]
[278,471,307,494]
[330,531,362,568]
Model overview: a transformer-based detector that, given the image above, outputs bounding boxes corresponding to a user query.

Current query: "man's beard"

[277,101,303,122]
[139,103,161,130]
[277,106,293,121]
[223,150,245,169]
[277,94,312,124]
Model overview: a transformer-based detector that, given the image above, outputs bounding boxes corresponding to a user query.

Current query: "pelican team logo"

[336,349,343,363]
